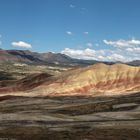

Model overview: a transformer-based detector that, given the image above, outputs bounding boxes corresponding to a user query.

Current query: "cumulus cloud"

[86,43,93,47]
[61,38,140,62]
[66,31,73,35]
[107,54,125,61]
[70,4,75,8]
[103,38,140,58]
[95,43,99,47]
[61,47,139,62]
[61,48,111,61]
[126,47,140,53]
[84,32,89,35]
[61,48,96,60]
[103,39,140,48]
[11,41,32,49]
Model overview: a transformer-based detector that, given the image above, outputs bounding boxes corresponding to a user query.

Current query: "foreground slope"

[0,93,140,140]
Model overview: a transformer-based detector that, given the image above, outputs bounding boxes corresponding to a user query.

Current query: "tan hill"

[30,63,139,96]
[0,63,140,97]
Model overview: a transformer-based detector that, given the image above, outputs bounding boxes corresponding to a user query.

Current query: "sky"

[0,0,140,61]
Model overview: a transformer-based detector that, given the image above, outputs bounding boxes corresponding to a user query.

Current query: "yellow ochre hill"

[30,63,140,96]
[0,63,140,97]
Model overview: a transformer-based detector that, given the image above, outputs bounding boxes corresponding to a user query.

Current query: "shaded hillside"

[0,62,69,81]
[127,60,140,66]
[0,71,16,81]
[0,49,98,66]
[0,73,52,92]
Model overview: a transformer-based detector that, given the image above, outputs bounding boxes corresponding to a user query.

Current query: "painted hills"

[0,63,139,97]
[0,49,139,97]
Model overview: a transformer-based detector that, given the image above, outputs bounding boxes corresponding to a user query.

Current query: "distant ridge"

[0,49,139,66]
[126,60,140,66]
[0,49,98,66]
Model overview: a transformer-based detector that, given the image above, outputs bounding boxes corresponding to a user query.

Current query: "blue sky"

[0,0,140,61]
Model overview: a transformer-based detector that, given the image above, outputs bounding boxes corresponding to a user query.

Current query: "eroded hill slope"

[30,63,140,96]
[0,63,140,97]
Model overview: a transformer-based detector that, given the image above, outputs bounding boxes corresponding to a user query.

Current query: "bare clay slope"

[0,63,140,97]
[32,63,140,96]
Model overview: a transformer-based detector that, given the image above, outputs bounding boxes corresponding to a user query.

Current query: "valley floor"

[0,93,139,140]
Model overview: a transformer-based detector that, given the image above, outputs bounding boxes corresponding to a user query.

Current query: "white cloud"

[103,39,140,48]
[66,31,73,35]
[61,48,96,60]
[61,38,140,62]
[98,55,105,60]
[126,47,140,53]
[84,32,89,35]
[95,43,99,47]
[86,43,93,47]
[70,4,75,8]
[107,54,125,61]
[11,41,32,49]
[126,48,133,52]
[61,48,107,61]
[61,47,139,62]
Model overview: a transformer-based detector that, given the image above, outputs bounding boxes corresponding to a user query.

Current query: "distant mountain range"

[126,60,140,66]
[0,49,140,66]
[0,49,98,66]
